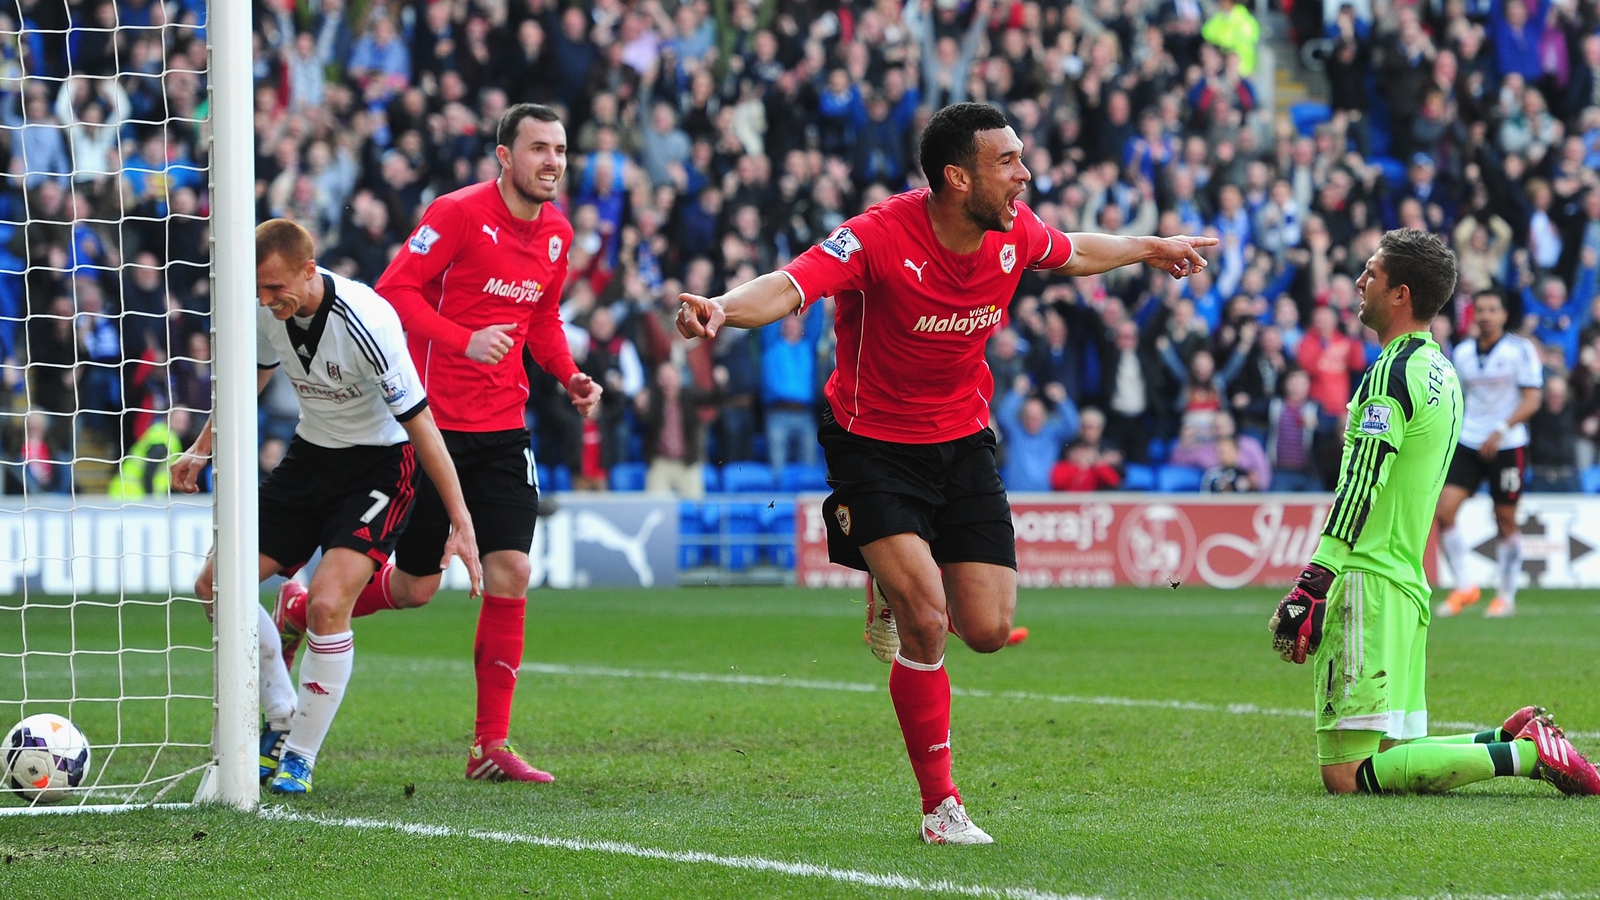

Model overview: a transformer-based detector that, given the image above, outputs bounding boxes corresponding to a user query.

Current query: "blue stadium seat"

[1156,465,1204,492]
[551,465,572,492]
[1583,466,1600,494]
[1122,463,1157,491]
[760,500,796,567]
[679,501,705,568]
[1147,437,1169,465]
[609,461,647,492]
[779,462,829,492]
[721,462,777,494]
[726,502,762,571]
[1373,156,1407,190]
[702,463,721,493]
[536,464,552,492]
[1290,101,1331,137]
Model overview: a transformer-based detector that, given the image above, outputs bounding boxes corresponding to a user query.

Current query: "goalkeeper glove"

[1269,563,1335,664]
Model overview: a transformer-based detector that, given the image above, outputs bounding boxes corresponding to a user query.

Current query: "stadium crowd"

[4,0,1600,499]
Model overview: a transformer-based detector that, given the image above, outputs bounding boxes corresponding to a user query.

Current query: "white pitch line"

[259,808,1090,900]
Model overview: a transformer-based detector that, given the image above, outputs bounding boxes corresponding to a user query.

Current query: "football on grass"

[4,713,91,804]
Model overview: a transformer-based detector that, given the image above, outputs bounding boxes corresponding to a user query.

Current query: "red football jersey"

[782,188,1074,444]
[376,180,579,432]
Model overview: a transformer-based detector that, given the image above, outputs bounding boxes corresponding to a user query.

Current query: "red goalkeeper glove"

[1269,563,1335,664]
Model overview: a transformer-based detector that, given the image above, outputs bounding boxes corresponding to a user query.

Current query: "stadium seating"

[1583,466,1600,495]
[778,462,829,492]
[679,501,706,569]
[720,463,777,494]
[1147,438,1170,465]
[609,461,647,492]
[1156,465,1204,493]
[761,500,796,567]
[1289,101,1331,137]
[702,463,721,494]
[1122,463,1157,492]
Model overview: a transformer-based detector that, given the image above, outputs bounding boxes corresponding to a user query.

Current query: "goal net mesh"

[0,1,217,808]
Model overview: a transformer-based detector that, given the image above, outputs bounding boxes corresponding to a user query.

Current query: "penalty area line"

[517,663,1600,740]
[259,807,1092,900]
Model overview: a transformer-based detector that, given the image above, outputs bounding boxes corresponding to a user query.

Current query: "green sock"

[1357,740,1536,793]
[1407,729,1504,745]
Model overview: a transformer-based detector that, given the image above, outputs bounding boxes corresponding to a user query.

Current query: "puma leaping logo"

[493,659,519,678]
[482,224,500,244]
[904,259,928,282]
[574,509,665,587]
[928,731,951,753]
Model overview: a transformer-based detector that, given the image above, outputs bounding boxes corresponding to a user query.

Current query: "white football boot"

[865,578,900,664]
[921,796,994,845]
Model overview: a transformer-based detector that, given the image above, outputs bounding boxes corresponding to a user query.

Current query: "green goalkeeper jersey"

[1311,331,1462,609]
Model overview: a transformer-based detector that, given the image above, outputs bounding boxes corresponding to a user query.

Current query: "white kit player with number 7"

[174,219,483,795]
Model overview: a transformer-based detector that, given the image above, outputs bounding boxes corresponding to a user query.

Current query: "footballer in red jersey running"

[678,103,1216,844]
[369,103,602,784]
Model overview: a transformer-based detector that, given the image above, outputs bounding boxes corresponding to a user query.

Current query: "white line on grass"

[259,807,1093,900]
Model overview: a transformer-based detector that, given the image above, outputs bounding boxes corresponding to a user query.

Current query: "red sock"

[352,563,400,618]
[889,654,960,814]
[473,593,526,745]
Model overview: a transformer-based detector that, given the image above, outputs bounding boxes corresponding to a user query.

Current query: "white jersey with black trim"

[1452,333,1542,451]
[257,267,428,448]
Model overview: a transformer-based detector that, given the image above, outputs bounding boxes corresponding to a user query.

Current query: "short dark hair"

[1378,228,1458,323]
[1472,288,1505,310]
[497,103,561,149]
[919,102,1010,195]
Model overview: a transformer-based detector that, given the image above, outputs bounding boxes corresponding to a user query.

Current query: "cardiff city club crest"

[999,243,1017,274]
[548,235,563,262]
[834,504,852,536]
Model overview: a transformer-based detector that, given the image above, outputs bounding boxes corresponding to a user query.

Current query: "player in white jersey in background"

[1434,289,1543,618]
[174,220,482,793]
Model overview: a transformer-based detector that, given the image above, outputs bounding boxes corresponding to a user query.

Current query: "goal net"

[0,1,256,811]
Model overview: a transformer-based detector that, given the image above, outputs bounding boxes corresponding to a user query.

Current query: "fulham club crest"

[548,235,563,262]
[326,362,341,381]
[835,504,852,536]
[999,243,1017,274]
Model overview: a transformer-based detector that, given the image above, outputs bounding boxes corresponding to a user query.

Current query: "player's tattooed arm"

[1056,233,1217,279]
[677,272,803,338]
[172,367,276,494]
[399,407,484,597]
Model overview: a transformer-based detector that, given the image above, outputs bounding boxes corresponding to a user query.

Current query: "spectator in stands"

[1529,372,1580,492]
[1524,273,1594,369]
[1171,410,1270,487]
[1267,370,1322,492]
[1027,309,1081,405]
[19,411,66,493]
[1051,440,1123,492]
[761,302,824,473]
[1453,213,1515,293]
[347,11,410,95]
[74,280,121,441]
[1298,305,1366,418]
[1170,348,1225,437]
[1201,0,1259,76]
[638,362,715,500]
[1229,322,1293,438]
[107,408,186,499]
[1101,320,1162,461]
[1202,437,1255,492]
[996,375,1080,493]
[987,328,1027,397]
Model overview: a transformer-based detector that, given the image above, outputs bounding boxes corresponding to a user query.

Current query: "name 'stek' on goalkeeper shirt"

[377,179,581,433]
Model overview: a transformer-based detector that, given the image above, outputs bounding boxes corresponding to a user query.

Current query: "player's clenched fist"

[567,372,603,418]
[1269,562,1335,664]
[466,323,517,364]
[677,292,725,339]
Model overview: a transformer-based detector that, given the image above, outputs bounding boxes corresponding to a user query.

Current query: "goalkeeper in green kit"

[1270,229,1600,797]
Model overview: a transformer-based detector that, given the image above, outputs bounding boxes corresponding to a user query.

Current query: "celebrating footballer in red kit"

[342,102,602,784]
[678,102,1215,844]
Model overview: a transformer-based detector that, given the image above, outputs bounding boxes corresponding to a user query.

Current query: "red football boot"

[466,741,555,783]
[1501,705,1551,739]
[1517,719,1600,796]
[273,580,309,674]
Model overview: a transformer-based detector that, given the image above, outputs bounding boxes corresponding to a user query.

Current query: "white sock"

[257,605,296,732]
[1497,533,1523,604]
[1440,526,1470,586]
[282,630,354,766]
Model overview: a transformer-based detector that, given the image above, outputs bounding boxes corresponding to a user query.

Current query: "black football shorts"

[258,436,418,571]
[1445,443,1526,506]
[394,428,539,576]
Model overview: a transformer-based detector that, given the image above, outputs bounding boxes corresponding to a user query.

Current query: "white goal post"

[0,0,256,813]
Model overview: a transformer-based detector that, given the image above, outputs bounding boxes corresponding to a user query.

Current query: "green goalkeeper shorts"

[1313,569,1430,765]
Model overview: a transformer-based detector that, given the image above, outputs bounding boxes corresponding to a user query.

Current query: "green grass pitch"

[3,586,1599,898]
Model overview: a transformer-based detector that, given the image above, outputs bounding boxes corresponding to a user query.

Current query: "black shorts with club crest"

[817,406,1016,572]
[1445,443,1527,506]
[394,428,539,577]
[258,435,419,571]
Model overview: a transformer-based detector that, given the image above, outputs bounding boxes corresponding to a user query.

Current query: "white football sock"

[257,605,296,731]
[1440,526,1470,586]
[1497,533,1523,604]
[283,630,354,765]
